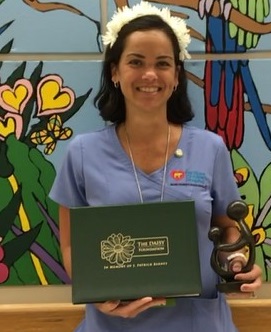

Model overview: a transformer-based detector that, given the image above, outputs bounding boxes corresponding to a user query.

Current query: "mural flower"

[30,114,72,155]
[0,245,9,283]
[0,59,92,285]
[0,78,33,114]
[36,75,75,116]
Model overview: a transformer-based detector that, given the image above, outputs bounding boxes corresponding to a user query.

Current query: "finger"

[234,264,262,280]
[107,297,154,318]
[113,297,166,318]
[233,264,262,293]
[240,277,262,292]
[124,297,154,311]
[127,297,167,318]
[95,300,121,314]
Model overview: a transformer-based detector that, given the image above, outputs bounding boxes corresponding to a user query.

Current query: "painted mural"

[110,0,271,53]
[187,59,271,282]
[0,0,270,286]
[0,0,102,53]
[0,60,104,285]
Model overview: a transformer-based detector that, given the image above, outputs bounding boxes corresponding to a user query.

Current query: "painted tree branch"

[22,0,102,51]
[113,1,205,41]
[113,0,129,7]
[114,0,271,35]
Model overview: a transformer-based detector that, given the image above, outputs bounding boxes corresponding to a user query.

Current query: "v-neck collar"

[110,124,188,178]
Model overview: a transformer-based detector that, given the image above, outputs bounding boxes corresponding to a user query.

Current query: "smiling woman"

[49,2,262,332]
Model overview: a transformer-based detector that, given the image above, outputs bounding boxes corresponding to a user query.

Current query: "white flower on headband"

[102,1,191,61]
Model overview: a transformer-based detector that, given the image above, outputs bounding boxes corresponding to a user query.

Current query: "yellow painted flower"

[30,114,72,154]
[0,117,16,139]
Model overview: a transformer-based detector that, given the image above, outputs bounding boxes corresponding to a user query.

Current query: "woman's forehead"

[122,30,175,54]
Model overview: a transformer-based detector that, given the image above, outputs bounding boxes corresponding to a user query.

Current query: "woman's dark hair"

[94,15,194,124]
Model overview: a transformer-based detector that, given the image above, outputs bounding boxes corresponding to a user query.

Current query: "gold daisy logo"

[101,233,135,266]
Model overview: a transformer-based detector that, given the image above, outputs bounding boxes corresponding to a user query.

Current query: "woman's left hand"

[234,264,262,293]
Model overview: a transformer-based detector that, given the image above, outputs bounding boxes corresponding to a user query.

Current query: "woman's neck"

[123,114,169,142]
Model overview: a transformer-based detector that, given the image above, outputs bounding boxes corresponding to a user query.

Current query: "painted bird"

[199,0,271,150]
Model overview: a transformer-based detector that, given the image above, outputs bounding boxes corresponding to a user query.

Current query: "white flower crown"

[102,1,191,61]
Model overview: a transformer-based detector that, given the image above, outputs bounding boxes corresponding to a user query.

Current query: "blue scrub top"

[50,124,240,332]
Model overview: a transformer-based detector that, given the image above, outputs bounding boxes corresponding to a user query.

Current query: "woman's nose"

[142,68,158,80]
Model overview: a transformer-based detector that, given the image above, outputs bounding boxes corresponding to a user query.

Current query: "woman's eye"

[129,59,142,66]
[157,61,170,68]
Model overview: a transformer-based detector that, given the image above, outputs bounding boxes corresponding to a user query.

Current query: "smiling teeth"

[139,87,159,92]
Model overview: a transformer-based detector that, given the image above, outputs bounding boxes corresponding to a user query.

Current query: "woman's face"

[111,29,179,115]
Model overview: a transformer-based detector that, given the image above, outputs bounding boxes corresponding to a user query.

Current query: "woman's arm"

[59,205,72,278]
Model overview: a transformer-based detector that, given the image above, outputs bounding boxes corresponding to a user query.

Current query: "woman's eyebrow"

[125,53,144,58]
[125,53,174,60]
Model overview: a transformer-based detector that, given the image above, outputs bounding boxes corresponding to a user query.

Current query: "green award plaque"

[70,201,202,304]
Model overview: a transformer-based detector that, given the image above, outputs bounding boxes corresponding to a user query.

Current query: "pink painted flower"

[0,246,9,283]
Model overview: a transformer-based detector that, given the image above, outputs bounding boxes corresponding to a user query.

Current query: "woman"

[50,2,262,331]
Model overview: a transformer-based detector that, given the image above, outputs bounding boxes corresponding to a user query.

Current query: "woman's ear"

[111,63,118,83]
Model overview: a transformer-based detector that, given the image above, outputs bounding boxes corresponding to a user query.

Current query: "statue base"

[217,280,253,293]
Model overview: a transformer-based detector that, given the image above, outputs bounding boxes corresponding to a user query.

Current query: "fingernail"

[156,301,166,307]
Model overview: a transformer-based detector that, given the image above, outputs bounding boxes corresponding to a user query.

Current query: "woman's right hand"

[94,297,166,318]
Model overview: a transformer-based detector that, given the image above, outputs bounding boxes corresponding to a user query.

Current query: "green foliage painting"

[0,0,101,285]
[0,45,93,285]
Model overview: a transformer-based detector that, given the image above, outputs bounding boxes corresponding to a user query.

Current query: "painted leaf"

[2,223,42,266]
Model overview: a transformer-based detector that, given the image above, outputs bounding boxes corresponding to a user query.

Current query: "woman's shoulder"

[70,124,114,146]
[184,125,225,147]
